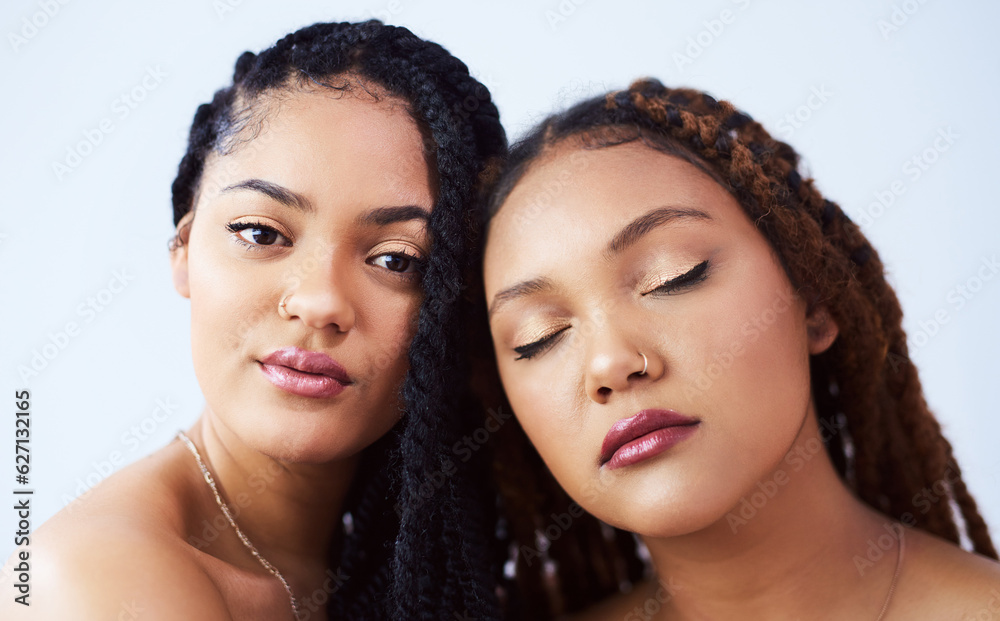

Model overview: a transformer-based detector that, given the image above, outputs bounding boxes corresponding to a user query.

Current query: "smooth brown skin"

[484,140,1000,620]
[0,86,435,620]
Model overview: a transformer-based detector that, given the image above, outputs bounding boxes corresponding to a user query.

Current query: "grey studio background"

[2,0,999,563]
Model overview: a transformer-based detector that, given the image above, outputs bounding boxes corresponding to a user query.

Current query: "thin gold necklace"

[177,431,300,620]
[874,526,905,621]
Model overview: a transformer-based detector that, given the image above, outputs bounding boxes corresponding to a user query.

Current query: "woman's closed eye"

[642,260,709,296]
[514,325,570,361]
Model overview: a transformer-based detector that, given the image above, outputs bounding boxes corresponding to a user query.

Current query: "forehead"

[484,141,741,289]
[201,86,433,206]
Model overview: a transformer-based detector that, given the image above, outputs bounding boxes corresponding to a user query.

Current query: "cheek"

[675,281,813,498]
[498,360,593,497]
[355,288,422,391]
[187,240,279,366]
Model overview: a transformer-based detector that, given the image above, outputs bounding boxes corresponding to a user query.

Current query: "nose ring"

[278,294,291,318]
[639,352,648,376]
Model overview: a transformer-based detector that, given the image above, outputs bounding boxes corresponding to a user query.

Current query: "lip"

[600,409,700,470]
[258,346,352,399]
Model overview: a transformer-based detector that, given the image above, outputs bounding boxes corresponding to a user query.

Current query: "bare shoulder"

[0,439,232,620]
[890,527,1000,619]
[0,519,232,620]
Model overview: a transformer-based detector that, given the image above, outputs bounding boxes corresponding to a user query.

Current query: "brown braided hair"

[477,78,997,619]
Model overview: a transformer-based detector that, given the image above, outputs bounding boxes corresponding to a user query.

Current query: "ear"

[806,305,838,355]
[169,212,194,299]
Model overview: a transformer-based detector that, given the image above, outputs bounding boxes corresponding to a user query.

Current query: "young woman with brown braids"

[481,79,1000,620]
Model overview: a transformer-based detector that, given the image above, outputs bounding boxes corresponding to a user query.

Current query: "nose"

[280,250,356,332]
[584,331,657,404]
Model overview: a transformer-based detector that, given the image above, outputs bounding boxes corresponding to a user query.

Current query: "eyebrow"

[222,179,430,225]
[222,179,313,212]
[604,207,713,259]
[356,205,431,226]
[488,277,554,319]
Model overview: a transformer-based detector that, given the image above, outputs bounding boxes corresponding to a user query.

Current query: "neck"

[641,414,903,620]
[183,407,359,577]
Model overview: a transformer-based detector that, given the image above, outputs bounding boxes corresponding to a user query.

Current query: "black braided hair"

[170,20,507,619]
[477,79,996,617]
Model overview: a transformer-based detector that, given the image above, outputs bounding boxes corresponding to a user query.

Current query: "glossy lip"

[600,409,700,470]
[258,346,353,399]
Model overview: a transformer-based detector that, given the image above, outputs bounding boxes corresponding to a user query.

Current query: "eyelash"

[511,260,710,361]
[367,249,426,278]
[514,326,570,361]
[226,221,290,250]
[643,260,710,296]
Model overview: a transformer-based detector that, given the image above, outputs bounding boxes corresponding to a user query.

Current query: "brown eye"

[226,221,290,247]
[370,253,424,274]
[240,227,279,245]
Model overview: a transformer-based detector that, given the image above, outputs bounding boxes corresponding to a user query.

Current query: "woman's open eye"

[644,260,710,296]
[514,326,570,361]
[226,221,290,248]
[369,252,424,274]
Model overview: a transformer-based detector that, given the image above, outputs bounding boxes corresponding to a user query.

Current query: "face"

[171,85,434,464]
[484,140,836,537]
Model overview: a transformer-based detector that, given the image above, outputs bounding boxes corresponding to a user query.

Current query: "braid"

[483,78,996,616]
[170,20,507,619]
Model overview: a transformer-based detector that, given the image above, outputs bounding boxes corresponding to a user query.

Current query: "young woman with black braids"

[481,80,1000,620]
[1,20,506,620]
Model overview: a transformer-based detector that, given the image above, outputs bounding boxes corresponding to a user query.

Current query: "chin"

[587,470,740,540]
[233,411,391,465]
